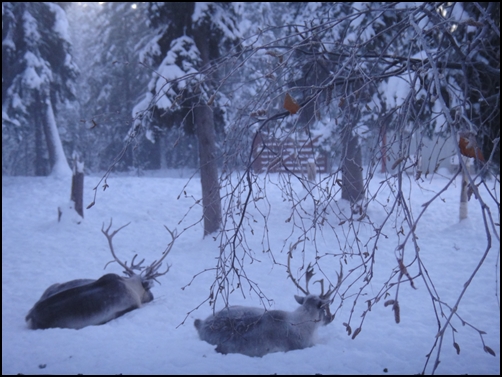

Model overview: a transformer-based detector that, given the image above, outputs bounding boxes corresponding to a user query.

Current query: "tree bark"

[194,104,222,235]
[192,21,223,236]
[459,160,469,221]
[341,125,365,207]
[42,93,71,177]
[34,90,48,176]
[380,123,387,173]
[71,155,84,218]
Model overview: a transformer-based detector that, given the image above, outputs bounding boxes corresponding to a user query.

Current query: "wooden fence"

[252,133,329,174]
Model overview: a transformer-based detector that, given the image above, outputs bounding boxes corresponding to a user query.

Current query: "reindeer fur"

[26,274,153,330]
[194,294,332,357]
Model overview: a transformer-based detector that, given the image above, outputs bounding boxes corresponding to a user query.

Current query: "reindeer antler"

[101,219,177,285]
[314,262,342,301]
[102,219,145,277]
[287,243,314,295]
[141,225,177,284]
[316,262,343,324]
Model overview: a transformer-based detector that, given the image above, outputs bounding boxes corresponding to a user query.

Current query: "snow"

[449,3,469,24]
[45,98,71,179]
[2,35,15,50]
[46,3,70,41]
[2,170,500,375]
[150,36,200,110]
[132,92,152,118]
[22,9,40,43]
[192,2,209,23]
[22,51,47,89]
[1,109,21,127]
[380,75,412,108]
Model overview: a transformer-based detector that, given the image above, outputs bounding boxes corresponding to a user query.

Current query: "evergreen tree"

[133,3,241,235]
[2,2,77,177]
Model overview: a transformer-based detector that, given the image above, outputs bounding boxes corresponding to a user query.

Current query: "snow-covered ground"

[2,169,500,374]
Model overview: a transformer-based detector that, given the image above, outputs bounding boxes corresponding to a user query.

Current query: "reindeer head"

[287,251,342,326]
[101,219,176,289]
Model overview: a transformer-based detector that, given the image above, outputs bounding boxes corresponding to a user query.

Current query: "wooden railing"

[252,133,329,174]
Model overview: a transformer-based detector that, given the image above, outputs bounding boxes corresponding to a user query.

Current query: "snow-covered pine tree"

[2,2,77,177]
[133,3,242,236]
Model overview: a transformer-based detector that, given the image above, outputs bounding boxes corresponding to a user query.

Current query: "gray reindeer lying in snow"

[194,260,339,357]
[26,220,176,330]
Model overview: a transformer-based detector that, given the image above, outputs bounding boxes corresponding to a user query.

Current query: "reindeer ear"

[294,295,305,305]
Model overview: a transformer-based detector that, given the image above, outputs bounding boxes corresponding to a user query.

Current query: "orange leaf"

[284,92,300,114]
[458,132,484,162]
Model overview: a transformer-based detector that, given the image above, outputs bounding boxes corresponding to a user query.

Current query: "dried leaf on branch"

[458,132,485,162]
[284,92,300,114]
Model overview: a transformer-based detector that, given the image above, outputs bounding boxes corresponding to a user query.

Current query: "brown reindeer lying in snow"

[26,220,176,330]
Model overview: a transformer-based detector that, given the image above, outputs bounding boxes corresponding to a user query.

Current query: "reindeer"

[194,255,341,357]
[26,219,176,330]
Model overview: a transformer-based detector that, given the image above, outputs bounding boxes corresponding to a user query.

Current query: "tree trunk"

[34,90,48,176]
[42,95,71,177]
[159,132,168,170]
[71,154,84,219]
[380,123,387,173]
[194,104,222,235]
[459,160,469,221]
[341,126,365,208]
[192,22,222,236]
